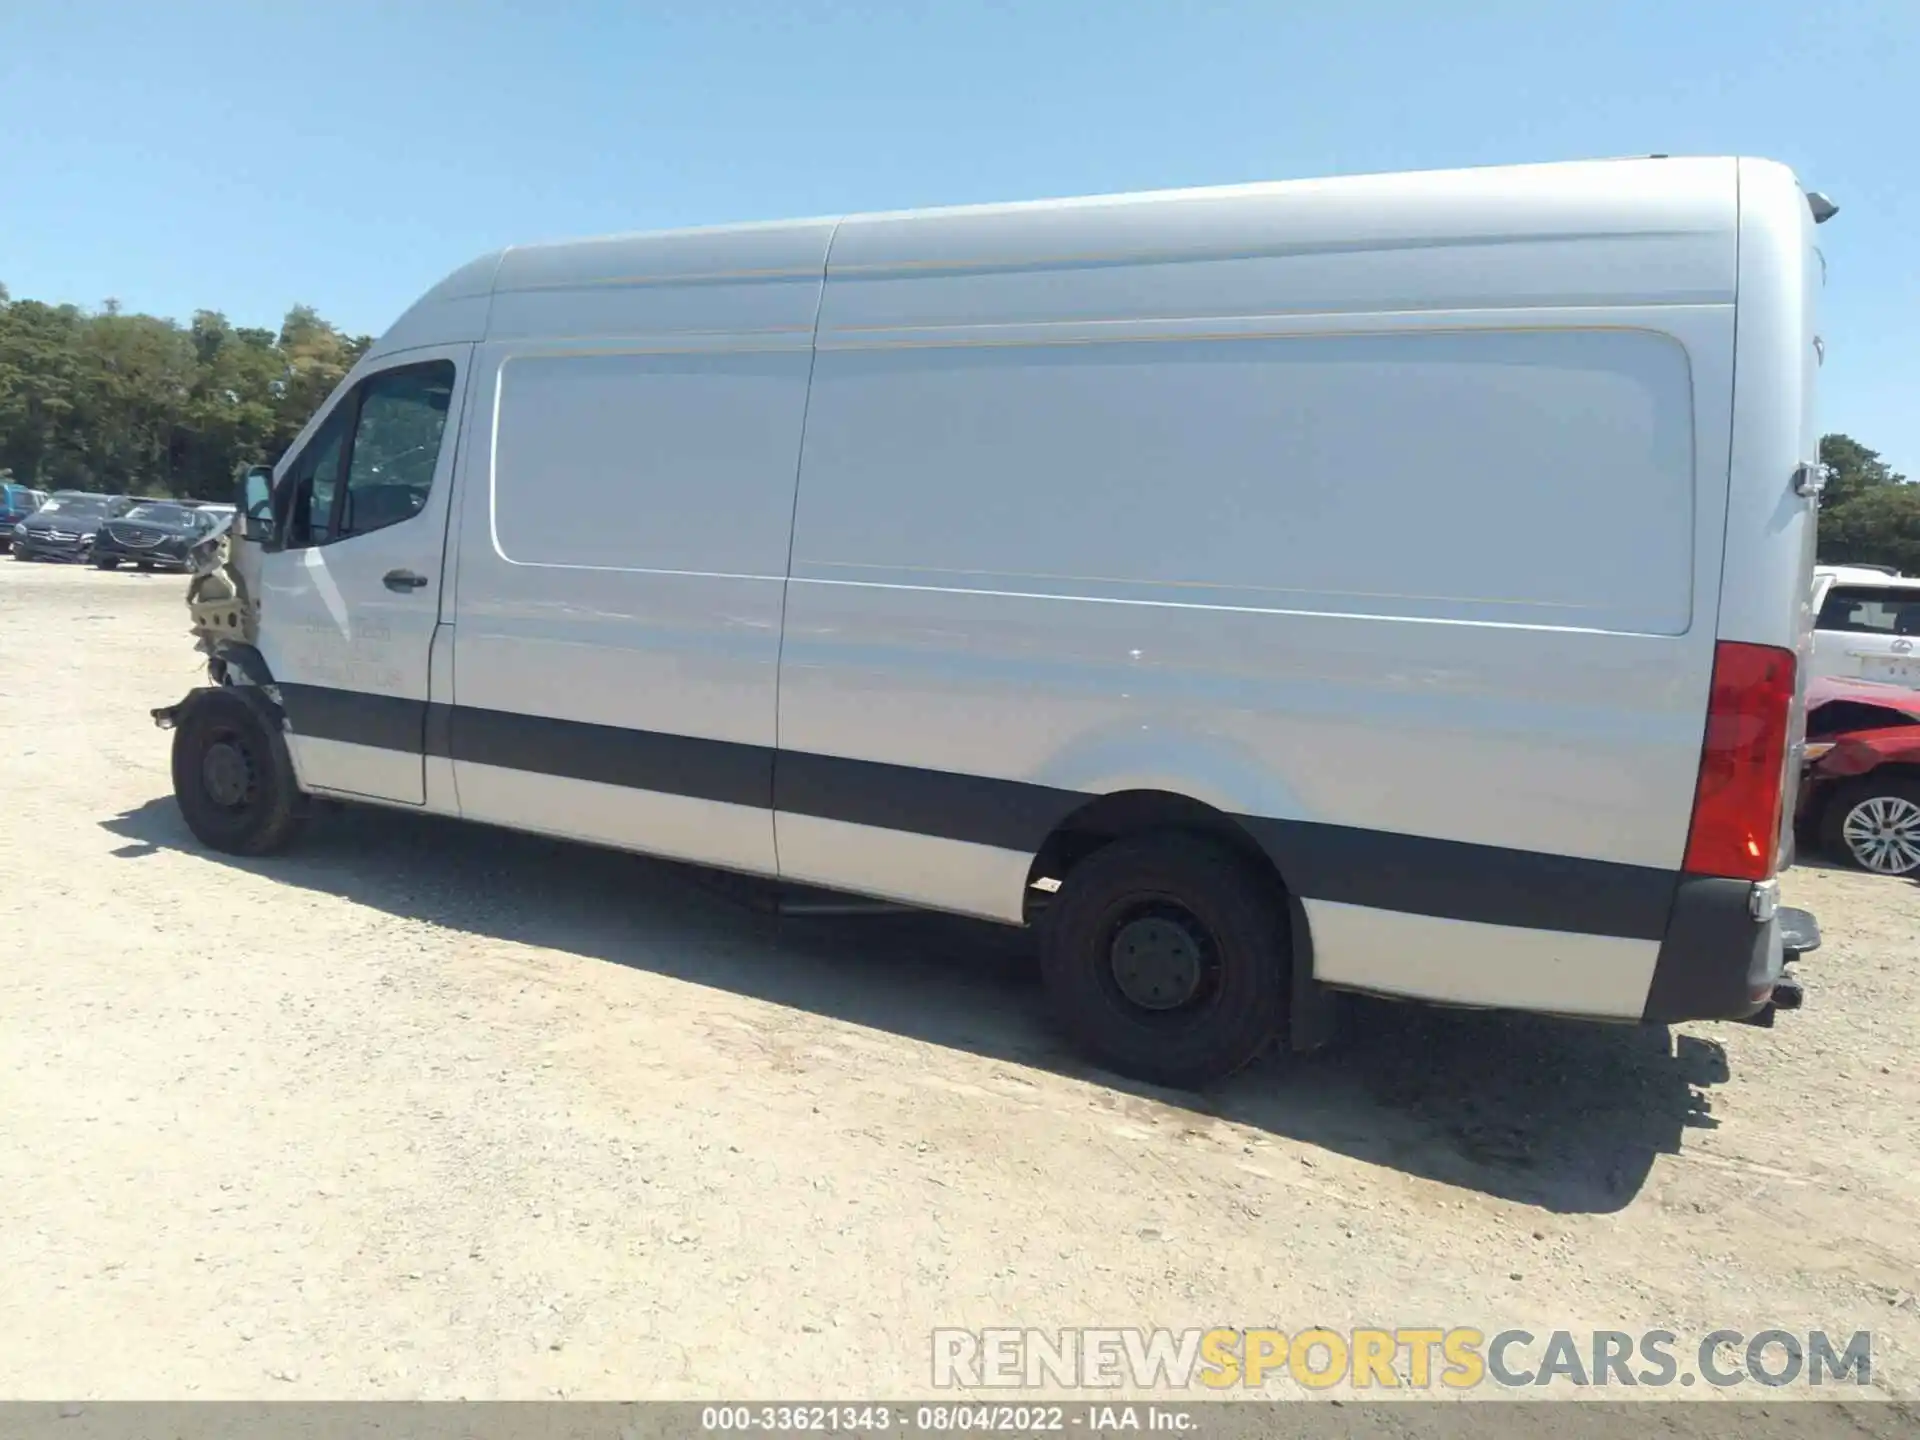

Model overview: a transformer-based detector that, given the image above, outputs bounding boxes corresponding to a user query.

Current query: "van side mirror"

[239,465,276,543]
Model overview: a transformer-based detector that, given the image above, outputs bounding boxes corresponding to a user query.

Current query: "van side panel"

[788,328,1698,634]
[445,226,832,875]
[776,166,1738,1010]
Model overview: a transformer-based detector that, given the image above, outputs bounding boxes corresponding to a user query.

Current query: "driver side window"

[341,362,456,538]
[279,359,457,550]
[281,409,348,549]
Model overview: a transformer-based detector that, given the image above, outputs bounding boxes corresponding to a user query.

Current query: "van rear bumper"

[1640,876,1819,1023]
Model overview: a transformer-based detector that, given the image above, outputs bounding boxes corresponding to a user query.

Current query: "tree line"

[1816,434,1919,574]
[0,282,370,501]
[2,283,1917,569]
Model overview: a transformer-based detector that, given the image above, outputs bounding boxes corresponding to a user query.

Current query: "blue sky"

[2,1,1913,473]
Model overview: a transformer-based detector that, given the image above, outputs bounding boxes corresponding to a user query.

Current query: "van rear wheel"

[170,688,306,856]
[1039,833,1290,1088]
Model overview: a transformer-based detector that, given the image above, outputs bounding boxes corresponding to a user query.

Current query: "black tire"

[135,560,154,572]
[1039,832,1291,1088]
[170,688,306,856]
[1818,774,1920,878]
[95,556,120,570]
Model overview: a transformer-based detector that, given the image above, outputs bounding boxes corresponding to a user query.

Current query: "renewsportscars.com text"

[931,1327,1874,1391]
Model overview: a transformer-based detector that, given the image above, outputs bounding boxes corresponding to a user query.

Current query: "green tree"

[176,311,287,497]
[1816,433,1914,571]
[1819,434,1906,509]
[0,284,373,499]
[70,306,197,493]
[0,296,88,487]
[275,304,372,436]
[1818,485,1920,575]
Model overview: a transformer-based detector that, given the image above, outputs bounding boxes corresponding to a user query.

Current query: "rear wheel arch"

[1025,790,1280,909]
[1023,788,1309,954]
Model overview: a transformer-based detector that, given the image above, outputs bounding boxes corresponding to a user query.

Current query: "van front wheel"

[170,688,306,856]
[1039,833,1290,1088]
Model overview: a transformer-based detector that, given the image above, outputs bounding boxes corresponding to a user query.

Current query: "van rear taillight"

[1682,640,1797,882]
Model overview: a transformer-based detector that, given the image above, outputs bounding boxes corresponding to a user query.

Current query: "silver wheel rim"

[1841,795,1920,875]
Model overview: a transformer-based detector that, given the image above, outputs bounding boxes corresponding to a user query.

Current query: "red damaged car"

[1797,677,1920,877]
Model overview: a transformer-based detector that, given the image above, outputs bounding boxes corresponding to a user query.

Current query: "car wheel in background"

[95,556,120,569]
[170,688,307,856]
[1821,776,1920,877]
[1038,832,1291,1088]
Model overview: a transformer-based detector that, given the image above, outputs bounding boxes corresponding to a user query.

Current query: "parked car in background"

[10,493,134,562]
[92,501,219,572]
[1797,676,1920,876]
[1810,565,1920,691]
[0,483,51,551]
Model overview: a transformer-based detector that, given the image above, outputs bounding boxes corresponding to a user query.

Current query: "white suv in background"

[1811,565,1920,690]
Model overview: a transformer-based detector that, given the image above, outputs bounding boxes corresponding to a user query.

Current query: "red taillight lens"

[1682,640,1797,882]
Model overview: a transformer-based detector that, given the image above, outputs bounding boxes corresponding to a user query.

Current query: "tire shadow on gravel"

[105,795,1732,1214]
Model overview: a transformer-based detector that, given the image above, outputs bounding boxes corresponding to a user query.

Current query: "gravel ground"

[1,559,1917,1406]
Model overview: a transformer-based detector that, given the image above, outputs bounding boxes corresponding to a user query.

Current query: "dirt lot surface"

[2,559,1918,1408]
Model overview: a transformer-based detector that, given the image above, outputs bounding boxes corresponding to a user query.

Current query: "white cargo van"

[158,156,1828,1086]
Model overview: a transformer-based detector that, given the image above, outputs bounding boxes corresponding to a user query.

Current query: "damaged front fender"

[184,512,257,651]
[176,508,277,693]
[153,683,287,735]
[153,514,286,738]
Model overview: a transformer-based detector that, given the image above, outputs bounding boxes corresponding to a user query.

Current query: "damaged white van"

[158,156,1829,1086]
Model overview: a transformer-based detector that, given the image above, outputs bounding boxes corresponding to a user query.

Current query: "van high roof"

[366,155,1795,363]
